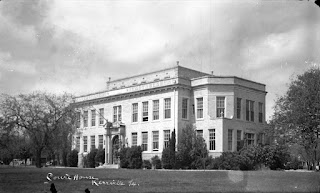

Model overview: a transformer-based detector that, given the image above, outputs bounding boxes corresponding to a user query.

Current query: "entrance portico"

[104,121,126,167]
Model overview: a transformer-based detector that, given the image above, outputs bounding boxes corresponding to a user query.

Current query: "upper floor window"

[91,110,96,127]
[99,108,104,125]
[164,98,171,119]
[246,100,254,122]
[258,102,263,123]
[113,106,122,122]
[142,102,149,122]
[76,112,80,128]
[132,103,138,122]
[182,98,188,119]
[153,100,159,120]
[196,97,203,119]
[216,97,225,118]
[209,129,215,150]
[236,98,242,119]
[83,111,88,127]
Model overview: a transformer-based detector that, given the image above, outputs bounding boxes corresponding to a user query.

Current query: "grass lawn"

[0,166,319,193]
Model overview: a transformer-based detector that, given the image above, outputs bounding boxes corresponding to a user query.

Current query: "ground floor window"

[246,133,255,146]
[164,130,170,149]
[142,132,148,151]
[228,129,233,151]
[132,133,137,146]
[209,129,215,150]
[153,131,159,151]
[83,136,87,152]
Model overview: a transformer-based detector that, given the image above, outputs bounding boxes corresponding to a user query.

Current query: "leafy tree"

[0,92,76,168]
[176,124,208,169]
[95,147,105,165]
[151,155,162,169]
[271,68,320,169]
[87,148,98,168]
[119,146,142,169]
[67,149,79,167]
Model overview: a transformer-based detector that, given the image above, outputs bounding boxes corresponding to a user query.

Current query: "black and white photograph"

[0,0,319,192]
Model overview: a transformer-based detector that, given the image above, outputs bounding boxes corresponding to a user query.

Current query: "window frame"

[91,110,96,127]
[132,132,137,146]
[228,129,233,151]
[209,129,216,150]
[196,97,204,119]
[164,130,170,149]
[142,101,149,122]
[236,98,241,119]
[91,135,95,150]
[153,100,159,120]
[99,108,104,125]
[216,96,225,118]
[152,131,159,151]
[164,98,171,119]
[132,103,138,123]
[142,132,148,151]
[83,136,87,152]
[83,111,88,127]
[182,98,188,119]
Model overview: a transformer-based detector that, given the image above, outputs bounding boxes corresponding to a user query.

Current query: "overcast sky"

[0,0,319,121]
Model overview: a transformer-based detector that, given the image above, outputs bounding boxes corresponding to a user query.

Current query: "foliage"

[142,160,152,169]
[161,130,176,169]
[86,148,98,168]
[271,68,320,168]
[0,92,76,168]
[67,149,78,167]
[176,124,208,169]
[151,155,162,169]
[95,148,105,165]
[161,147,172,169]
[119,146,142,169]
[264,145,290,170]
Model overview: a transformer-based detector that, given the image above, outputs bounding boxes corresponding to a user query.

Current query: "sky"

[0,0,319,121]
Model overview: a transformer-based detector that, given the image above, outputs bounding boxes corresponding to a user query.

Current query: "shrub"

[264,145,290,170]
[67,149,78,167]
[87,148,98,168]
[95,148,105,165]
[142,160,152,169]
[119,146,142,169]
[161,147,172,169]
[151,155,162,169]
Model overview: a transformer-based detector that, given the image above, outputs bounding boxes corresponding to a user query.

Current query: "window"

[142,132,148,151]
[237,98,241,119]
[99,108,104,125]
[91,110,96,127]
[246,133,255,146]
[91,135,95,150]
[164,130,170,149]
[153,131,159,151]
[228,129,233,151]
[153,100,159,120]
[84,111,88,127]
[164,98,171,119]
[259,102,263,123]
[197,97,203,119]
[246,100,254,122]
[76,137,80,151]
[83,136,87,152]
[132,103,138,122]
[217,97,225,118]
[182,98,188,119]
[196,130,203,138]
[76,112,80,128]
[237,130,242,151]
[132,133,137,146]
[142,102,148,122]
[209,129,215,150]
[113,106,122,122]
[98,135,103,149]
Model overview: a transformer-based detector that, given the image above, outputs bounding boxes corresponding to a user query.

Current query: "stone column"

[104,134,108,165]
[108,135,112,164]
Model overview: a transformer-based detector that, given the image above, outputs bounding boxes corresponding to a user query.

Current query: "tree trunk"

[35,149,42,168]
[62,150,68,167]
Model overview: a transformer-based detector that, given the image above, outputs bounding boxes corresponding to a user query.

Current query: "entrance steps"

[97,164,120,169]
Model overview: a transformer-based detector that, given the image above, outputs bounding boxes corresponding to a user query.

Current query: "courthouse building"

[72,65,267,167]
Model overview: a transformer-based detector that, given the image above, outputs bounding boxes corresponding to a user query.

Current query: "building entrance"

[112,135,120,164]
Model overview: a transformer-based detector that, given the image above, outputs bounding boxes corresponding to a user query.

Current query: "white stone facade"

[72,66,267,167]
